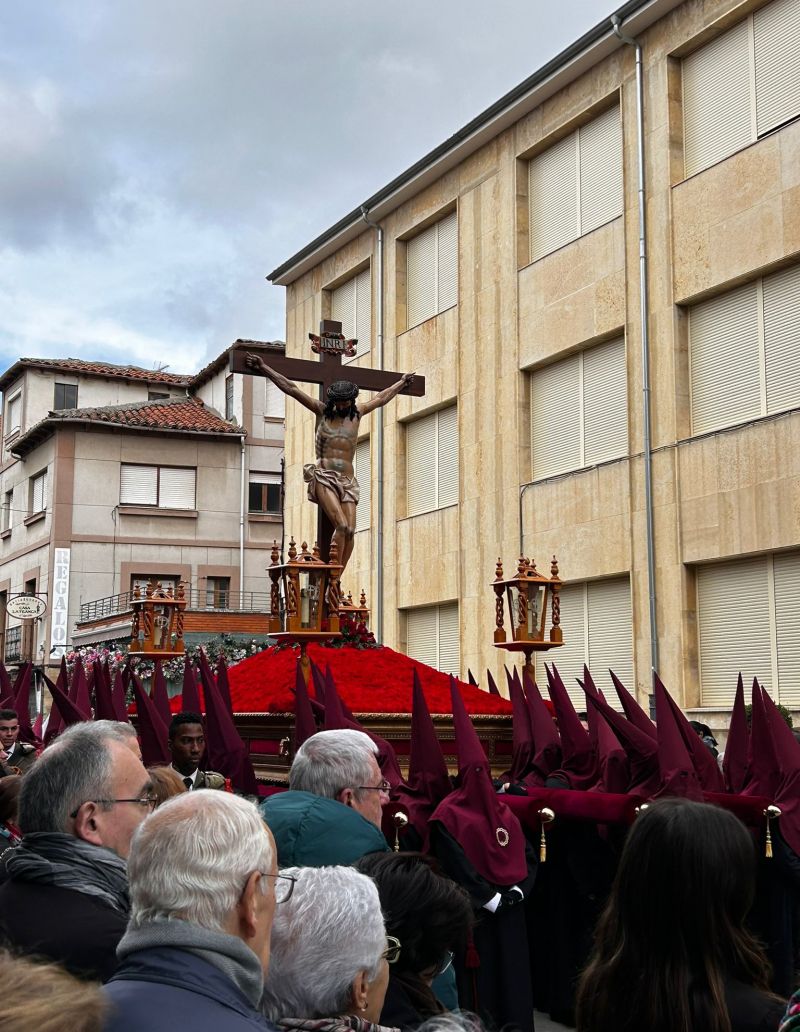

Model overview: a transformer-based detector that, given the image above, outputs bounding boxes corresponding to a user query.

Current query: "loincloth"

[303,464,360,505]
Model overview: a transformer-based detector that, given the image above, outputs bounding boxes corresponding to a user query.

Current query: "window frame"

[248,471,282,516]
[405,210,458,330]
[120,463,197,511]
[53,383,78,410]
[225,374,235,422]
[29,470,47,517]
[405,405,459,518]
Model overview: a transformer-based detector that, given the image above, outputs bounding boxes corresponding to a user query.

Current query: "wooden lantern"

[129,579,187,659]
[339,588,370,628]
[492,555,563,682]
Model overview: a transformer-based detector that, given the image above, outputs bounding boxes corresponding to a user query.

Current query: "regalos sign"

[49,547,71,660]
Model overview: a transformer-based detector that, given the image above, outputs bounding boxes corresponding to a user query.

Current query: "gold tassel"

[393,811,408,852]
[764,805,782,859]
[538,807,555,864]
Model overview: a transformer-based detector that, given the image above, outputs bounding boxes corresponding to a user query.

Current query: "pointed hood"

[130,669,171,766]
[521,671,561,784]
[583,687,660,796]
[655,673,725,792]
[761,688,800,856]
[723,674,749,793]
[44,659,69,743]
[0,663,15,708]
[293,661,318,747]
[43,672,90,728]
[581,669,630,794]
[486,669,501,697]
[215,655,234,716]
[610,670,657,738]
[430,677,528,885]
[745,679,781,799]
[393,669,452,841]
[181,655,202,714]
[151,661,172,728]
[505,667,534,782]
[111,668,130,723]
[654,675,703,800]
[92,659,118,722]
[197,650,258,794]
[69,657,92,719]
[468,670,478,686]
[310,661,327,705]
[13,664,39,746]
[545,664,598,789]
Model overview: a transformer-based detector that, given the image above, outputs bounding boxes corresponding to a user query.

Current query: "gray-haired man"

[0,721,153,981]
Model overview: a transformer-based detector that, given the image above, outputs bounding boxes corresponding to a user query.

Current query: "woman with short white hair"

[261,865,399,1032]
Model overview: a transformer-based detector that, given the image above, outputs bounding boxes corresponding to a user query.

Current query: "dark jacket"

[0,879,126,980]
[260,791,390,866]
[104,946,275,1032]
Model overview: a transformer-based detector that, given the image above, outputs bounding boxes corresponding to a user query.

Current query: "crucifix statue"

[230,320,425,577]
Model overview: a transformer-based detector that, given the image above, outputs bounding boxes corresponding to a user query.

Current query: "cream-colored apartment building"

[0,353,284,673]
[269,0,800,719]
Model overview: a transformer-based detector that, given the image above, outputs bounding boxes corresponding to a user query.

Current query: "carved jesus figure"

[245,353,415,573]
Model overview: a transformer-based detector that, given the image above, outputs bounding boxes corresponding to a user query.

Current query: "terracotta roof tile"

[0,357,190,392]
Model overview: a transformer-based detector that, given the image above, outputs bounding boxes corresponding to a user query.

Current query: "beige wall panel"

[395,507,459,610]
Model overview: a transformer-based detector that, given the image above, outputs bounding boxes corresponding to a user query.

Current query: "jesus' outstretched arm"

[358,371,416,415]
[245,353,324,415]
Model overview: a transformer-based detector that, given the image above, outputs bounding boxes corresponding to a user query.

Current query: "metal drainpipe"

[239,433,246,609]
[611,15,659,689]
[361,205,384,644]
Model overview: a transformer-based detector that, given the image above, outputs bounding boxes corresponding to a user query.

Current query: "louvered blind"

[582,337,627,465]
[31,471,47,514]
[542,583,587,708]
[6,395,20,436]
[160,467,196,509]
[579,106,624,234]
[531,354,581,479]
[355,268,371,357]
[406,607,439,670]
[529,134,577,262]
[683,19,751,177]
[774,551,800,707]
[354,439,371,532]
[436,406,459,508]
[763,264,800,415]
[438,602,460,676]
[407,412,437,516]
[331,277,356,339]
[698,557,773,706]
[437,211,458,314]
[753,0,800,137]
[407,224,438,328]
[689,282,761,434]
[587,577,634,704]
[332,268,372,360]
[265,379,285,418]
[120,464,158,506]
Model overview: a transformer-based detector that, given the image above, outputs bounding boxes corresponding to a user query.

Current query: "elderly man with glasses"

[0,720,153,981]
[260,729,391,867]
[104,791,281,1032]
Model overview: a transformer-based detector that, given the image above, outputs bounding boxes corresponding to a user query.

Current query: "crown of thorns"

[327,381,359,402]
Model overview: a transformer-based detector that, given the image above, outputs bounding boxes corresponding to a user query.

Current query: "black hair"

[168,711,204,740]
[0,710,18,723]
[0,775,21,824]
[323,398,359,421]
[576,798,777,1032]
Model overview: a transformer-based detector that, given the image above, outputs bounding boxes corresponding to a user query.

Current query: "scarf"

[6,832,129,912]
[277,1017,398,1032]
[118,918,264,1009]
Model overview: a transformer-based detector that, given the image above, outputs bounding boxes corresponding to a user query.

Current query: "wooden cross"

[230,319,426,563]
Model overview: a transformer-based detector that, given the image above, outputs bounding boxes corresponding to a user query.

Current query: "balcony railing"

[79,589,272,623]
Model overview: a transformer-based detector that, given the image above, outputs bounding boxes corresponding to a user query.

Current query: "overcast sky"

[2,1,613,376]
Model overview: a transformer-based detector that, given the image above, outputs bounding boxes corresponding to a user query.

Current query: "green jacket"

[260,790,390,867]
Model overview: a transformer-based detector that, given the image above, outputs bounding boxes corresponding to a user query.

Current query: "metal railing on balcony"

[79,589,272,624]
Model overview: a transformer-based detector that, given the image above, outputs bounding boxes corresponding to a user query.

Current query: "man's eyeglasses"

[383,935,401,964]
[259,872,297,904]
[434,950,454,976]
[69,796,158,819]
[356,779,391,794]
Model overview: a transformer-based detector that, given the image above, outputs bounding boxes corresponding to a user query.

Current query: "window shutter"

[159,467,196,510]
[406,607,439,670]
[579,106,623,234]
[436,211,458,313]
[531,354,581,479]
[763,264,800,416]
[587,577,633,705]
[683,19,752,177]
[32,472,47,514]
[407,224,437,328]
[753,0,800,137]
[543,583,588,708]
[689,282,761,434]
[265,379,285,418]
[436,406,459,508]
[582,338,628,466]
[437,602,460,676]
[354,439,371,532]
[332,276,357,341]
[698,557,772,706]
[120,464,157,506]
[407,412,437,516]
[7,396,20,435]
[529,133,577,262]
[774,551,800,707]
[355,268,372,356]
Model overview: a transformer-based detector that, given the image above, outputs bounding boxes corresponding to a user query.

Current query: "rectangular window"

[205,576,231,609]
[406,602,460,676]
[332,268,371,362]
[528,105,623,263]
[248,472,282,515]
[530,336,627,480]
[225,374,234,421]
[120,464,196,510]
[406,405,458,516]
[29,470,47,515]
[689,264,800,435]
[406,210,458,329]
[53,383,78,410]
[2,490,12,532]
[354,439,371,532]
[537,577,633,709]
[265,379,285,419]
[5,394,21,440]
[697,551,800,707]
[683,0,800,177]
[131,575,178,597]
[148,391,170,402]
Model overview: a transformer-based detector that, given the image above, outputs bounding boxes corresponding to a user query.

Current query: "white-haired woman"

[261,865,400,1032]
